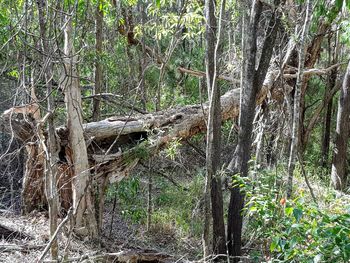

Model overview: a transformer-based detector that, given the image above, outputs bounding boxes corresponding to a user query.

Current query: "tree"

[61,15,98,238]
[93,0,104,122]
[287,0,312,198]
[203,0,226,258]
[331,60,350,190]
[227,0,283,259]
[37,0,60,258]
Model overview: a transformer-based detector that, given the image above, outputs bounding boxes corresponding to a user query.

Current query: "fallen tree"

[0,70,281,213]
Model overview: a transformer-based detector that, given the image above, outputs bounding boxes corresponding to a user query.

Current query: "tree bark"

[321,76,335,168]
[331,61,350,190]
[227,0,282,260]
[37,0,60,258]
[203,0,226,258]
[93,0,103,122]
[287,0,312,198]
[321,35,338,168]
[61,16,98,238]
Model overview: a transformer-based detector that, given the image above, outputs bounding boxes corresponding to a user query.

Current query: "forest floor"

[0,202,200,262]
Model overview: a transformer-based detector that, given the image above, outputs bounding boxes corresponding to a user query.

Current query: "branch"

[37,209,72,262]
[283,62,346,79]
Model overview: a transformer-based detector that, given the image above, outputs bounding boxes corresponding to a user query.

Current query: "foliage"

[153,172,205,237]
[165,138,181,160]
[106,170,205,238]
[107,177,147,224]
[244,168,350,263]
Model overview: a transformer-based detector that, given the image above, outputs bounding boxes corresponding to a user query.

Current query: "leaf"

[270,238,278,252]
[293,208,303,222]
[285,206,293,216]
[155,0,161,8]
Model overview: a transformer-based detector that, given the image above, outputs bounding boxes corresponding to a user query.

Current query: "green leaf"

[285,207,293,216]
[270,238,278,252]
[155,0,161,8]
[293,208,303,222]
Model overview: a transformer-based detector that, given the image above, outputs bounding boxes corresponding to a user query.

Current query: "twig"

[37,208,73,262]
[297,153,318,206]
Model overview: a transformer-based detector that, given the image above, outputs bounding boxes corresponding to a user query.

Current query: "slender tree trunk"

[321,36,338,168]
[227,0,261,259]
[94,0,107,234]
[321,82,334,168]
[93,0,103,122]
[37,0,59,258]
[287,0,312,198]
[139,1,147,111]
[202,169,211,259]
[227,0,282,260]
[203,0,226,258]
[331,61,350,190]
[61,16,98,238]
[146,160,152,231]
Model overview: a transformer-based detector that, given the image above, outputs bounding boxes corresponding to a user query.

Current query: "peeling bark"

[62,17,98,237]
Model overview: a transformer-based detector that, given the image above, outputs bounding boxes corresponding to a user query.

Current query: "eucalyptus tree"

[36,0,60,258]
[286,0,312,198]
[203,0,226,258]
[227,0,284,259]
[331,61,350,190]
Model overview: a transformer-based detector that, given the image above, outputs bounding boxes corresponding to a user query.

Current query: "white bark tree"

[61,16,98,238]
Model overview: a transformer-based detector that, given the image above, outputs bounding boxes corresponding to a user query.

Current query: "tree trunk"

[331,61,350,190]
[203,0,226,258]
[226,0,261,259]
[37,0,60,258]
[93,0,103,122]
[321,79,335,168]
[227,0,282,259]
[321,35,338,168]
[287,0,312,198]
[61,16,98,238]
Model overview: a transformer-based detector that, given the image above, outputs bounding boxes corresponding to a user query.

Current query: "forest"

[0,0,350,262]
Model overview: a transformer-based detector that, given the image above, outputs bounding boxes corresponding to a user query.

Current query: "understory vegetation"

[105,152,350,262]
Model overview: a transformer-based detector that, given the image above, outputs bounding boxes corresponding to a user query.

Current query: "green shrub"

[245,169,350,263]
[106,177,147,224]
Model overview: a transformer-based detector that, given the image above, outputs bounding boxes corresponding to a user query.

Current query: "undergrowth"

[245,166,350,263]
[106,171,205,239]
[106,164,350,263]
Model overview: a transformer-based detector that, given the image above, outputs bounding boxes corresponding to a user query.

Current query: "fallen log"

[0,69,278,212]
[88,70,281,183]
